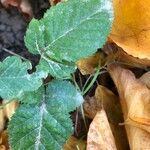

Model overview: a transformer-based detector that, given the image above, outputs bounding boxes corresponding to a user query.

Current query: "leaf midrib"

[45,8,103,50]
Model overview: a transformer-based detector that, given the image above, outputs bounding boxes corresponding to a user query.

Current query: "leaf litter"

[1,0,150,149]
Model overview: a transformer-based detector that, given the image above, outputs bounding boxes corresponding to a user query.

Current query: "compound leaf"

[0,56,47,100]
[47,80,83,112]
[20,87,44,104]
[8,80,83,150]
[37,59,76,79]
[25,0,113,78]
[43,0,113,62]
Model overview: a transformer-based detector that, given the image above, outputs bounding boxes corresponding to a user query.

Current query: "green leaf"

[43,0,113,62]
[25,0,113,78]
[0,56,47,100]
[8,80,83,150]
[37,58,76,79]
[20,87,44,104]
[47,80,83,112]
[25,19,45,55]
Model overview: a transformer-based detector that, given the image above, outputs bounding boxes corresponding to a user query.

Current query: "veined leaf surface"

[25,0,113,78]
[0,56,46,100]
[8,80,83,150]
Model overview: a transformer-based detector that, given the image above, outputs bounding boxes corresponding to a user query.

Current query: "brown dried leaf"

[108,64,150,149]
[1,0,20,7]
[95,85,129,150]
[112,48,150,67]
[77,52,104,75]
[87,110,117,150]
[63,136,86,150]
[1,0,33,17]
[140,72,150,89]
[48,0,62,5]
[0,130,9,150]
[83,96,101,119]
[20,0,33,17]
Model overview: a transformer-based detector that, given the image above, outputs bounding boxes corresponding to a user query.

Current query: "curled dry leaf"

[77,52,104,75]
[87,110,117,150]
[106,46,150,67]
[95,85,129,150]
[108,64,150,149]
[140,71,150,89]
[0,101,18,133]
[83,85,128,149]
[1,0,33,17]
[0,130,9,150]
[1,0,20,7]
[63,136,86,150]
[48,0,62,5]
[110,0,150,60]
[0,107,5,133]
[83,96,101,119]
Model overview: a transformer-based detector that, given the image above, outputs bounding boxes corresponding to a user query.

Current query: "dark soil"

[0,0,50,62]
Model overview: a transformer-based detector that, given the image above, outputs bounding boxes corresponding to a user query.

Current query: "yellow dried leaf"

[77,52,104,75]
[3,101,18,120]
[87,110,117,150]
[110,0,150,60]
[140,72,150,88]
[63,136,86,150]
[95,85,129,150]
[112,48,150,67]
[108,64,150,149]
[0,108,5,133]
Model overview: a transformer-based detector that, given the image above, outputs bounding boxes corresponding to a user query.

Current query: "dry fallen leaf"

[110,0,150,60]
[95,85,129,150]
[140,71,150,89]
[1,0,33,17]
[83,96,101,119]
[48,0,62,5]
[108,64,150,149]
[106,46,150,67]
[87,110,117,150]
[63,136,86,150]
[0,130,9,150]
[1,0,20,7]
[0,100,18,134]
[77,52,104,75]
[3,101,18,120]
[0,107,5,133]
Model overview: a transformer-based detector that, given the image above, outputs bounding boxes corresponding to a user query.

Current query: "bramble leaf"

[0,56,47,100]
[8,80,83,150]
[25,0,113,78]
[37,59,76,79]
[20,87,44,104]
[47,80,83,112]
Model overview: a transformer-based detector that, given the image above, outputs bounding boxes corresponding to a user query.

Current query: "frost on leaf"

[25,0,113,78]
[8,80,83,150]
[0,56,47,100]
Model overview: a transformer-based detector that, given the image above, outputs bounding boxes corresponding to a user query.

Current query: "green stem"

[81,74,93,93]
[82,66,100,95]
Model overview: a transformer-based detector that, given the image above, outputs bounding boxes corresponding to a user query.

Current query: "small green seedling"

[0,0,113,149]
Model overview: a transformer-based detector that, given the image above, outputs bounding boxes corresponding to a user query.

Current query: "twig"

[2,47,28,61]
